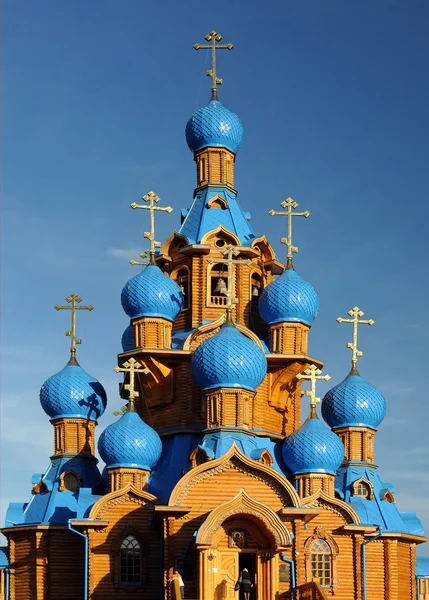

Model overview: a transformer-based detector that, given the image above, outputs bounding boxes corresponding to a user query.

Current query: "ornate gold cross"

[54,293,93,363]
[194,30,234,100]
[337,306,374,371]
[269,197,310,268]
[129,249,151,267]
[130,191,173,262]
[208,244,251,321]
[297,364,331,408]
[114,357,150,412]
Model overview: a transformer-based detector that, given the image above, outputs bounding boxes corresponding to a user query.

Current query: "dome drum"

[268,321,310,355]
[132,316,173,350]
[107,466,150,493]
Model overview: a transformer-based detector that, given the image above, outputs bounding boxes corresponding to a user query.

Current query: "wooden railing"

[284,581,330,600]
[210,295,228,306]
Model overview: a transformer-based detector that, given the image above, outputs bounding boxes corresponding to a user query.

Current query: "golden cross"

[194,30,234,100]
[129,249,151,267]
[130,191,173,262]
[269,198,310,268]
[337,306,374,371]
[208,244,251,321]
[54,293,93,363]
[113,357,150,412]
[297,364,331,408]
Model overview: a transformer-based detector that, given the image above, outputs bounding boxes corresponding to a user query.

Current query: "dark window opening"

[120,535,141,585]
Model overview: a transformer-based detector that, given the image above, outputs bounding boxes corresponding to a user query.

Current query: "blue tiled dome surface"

[98,411,162,470]
[121,324,134,352]
[322,374,386,429]
[259,268,319,326]
[191,325,267,391]
[185,100,244,154]
[283,416,344,475]
[121,265,183,321]
[40,364,107,420]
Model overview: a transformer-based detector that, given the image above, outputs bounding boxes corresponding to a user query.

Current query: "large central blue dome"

[192,324,267,392]
[186,100,244,154]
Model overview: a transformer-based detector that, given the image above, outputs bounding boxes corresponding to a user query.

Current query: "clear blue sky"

[2,0,428,552]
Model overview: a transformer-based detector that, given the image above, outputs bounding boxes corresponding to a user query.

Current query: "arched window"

[209,263,228,306]
[176,268,190,309]
[59,470,81,492]
[120,536,141,584]
[352,478,373,499]
[310,539,332,587]
[250,273,263,312]
[356,483,369,497]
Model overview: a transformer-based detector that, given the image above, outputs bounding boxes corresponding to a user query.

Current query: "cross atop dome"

[269,197,310,269]
[194,30,234,100]
[54,292,93,364]
[131,191,173,263]
[337,306,374,373]
[297,364,331,410]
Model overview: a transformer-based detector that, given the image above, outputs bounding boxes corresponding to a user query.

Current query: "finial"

[337,306,374,374]
[130,190,173,264]
[54,293,93,364]
[193,30,234,100]
[208,243,251,324]
[269,197,310,268]
[114,357,150,413]
[297,364,331,416]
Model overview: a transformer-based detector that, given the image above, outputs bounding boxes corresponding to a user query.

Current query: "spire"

[193,30,234,100]
[130,190,173,265]
[336,306,374,374]
[114,357,150,413]
[208,243,251,324]
[268,197,310,269]
[54,292,94,364]
[297,364,331,415]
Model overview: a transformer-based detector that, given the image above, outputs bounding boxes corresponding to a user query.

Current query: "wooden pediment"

[89,484,160,520]
[302,489,360,525]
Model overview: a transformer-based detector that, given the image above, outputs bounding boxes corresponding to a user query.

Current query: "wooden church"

[1,30,428,600]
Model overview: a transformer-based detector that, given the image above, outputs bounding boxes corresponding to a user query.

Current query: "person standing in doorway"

[237,567,253,600]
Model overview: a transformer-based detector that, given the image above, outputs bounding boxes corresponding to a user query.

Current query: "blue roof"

[185,100,244,154]
[322,373,386,429]
[0,547,8,568]
[335,464,424,535]
[4,456,105,526]
[40,363,107,420]
[416,557,429,577]
[121,324,134,352]
[121,264,184,322]
[259,267,319,326]
[178,186,255,245]
[191,324,267,391]
[98,410,162,470]
[282,409,344,475]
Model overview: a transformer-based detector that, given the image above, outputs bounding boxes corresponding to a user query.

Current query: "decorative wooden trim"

[207,194,229,209]
[183,314,265,351]
[159,230,190,257]
[195,488,292,548]
[351,477,374,500]
[58,469,82,492]
[250,235,277,262]
[304,526,339,591]
[168,442,300,507]
[302,489,361,524]
[200,225,240,246]
[89,484,159,520]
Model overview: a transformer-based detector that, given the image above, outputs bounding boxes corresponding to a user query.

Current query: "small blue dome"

[192,325,267,392]
[186,100,244,154]
[40,363,107,420]
[322,373,386,429]
[283,411,344,475]
[121,324,134,352]
[259,268,319,326]
[98,411,162,470]
[121,264,183,321]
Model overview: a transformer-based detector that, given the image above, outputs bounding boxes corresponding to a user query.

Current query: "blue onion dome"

[40,363,107,420]
[322,373,386,429]
[98,410,162,470]
[259,266,320,326]
[191,324,267,391]
[121,324,134,352]
[121,264,183,321]
[283,407,345,475]
[185,100,244,154]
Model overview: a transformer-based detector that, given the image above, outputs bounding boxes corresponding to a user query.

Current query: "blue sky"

[2,0,428,552]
